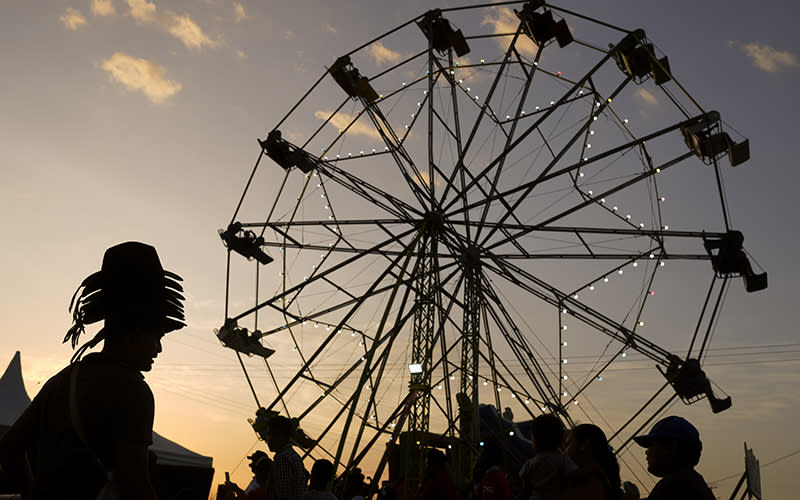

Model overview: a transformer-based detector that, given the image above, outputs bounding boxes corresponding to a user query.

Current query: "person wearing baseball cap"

[633,416,715,500]
[0,242,186,500]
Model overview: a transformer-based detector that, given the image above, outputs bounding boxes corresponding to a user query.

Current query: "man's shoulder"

[650,471,714,500]
[80,355,151,399]
[276,444,302,459]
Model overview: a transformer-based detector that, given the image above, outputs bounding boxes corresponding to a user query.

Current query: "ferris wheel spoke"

[470,45,543,243]
[486,256,678,366]
[360,101,438,210]
[438,19,529,206]
[442,38,623,215]
[480,150,696,254]
[319,162,422,219]
[474,77,637,248]
[231,225,420,323]
[263,228,431,417]
[478,275,563,409]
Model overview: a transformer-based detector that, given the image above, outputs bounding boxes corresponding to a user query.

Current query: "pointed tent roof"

[0,351,32,425]
[0,351,211,469]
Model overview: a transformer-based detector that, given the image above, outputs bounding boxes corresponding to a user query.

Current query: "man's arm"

[0,402,38,494]
[112,441,157,500]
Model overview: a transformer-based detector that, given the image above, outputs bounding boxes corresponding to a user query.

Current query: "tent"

[0,352,214,499]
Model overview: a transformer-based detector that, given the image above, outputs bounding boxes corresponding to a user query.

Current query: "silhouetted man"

[634,416,715,500]
[305,458,338,500]
[0,242,186,500]
[266,415,306,500]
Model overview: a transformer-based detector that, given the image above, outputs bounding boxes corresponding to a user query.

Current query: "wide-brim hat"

[633,415,700,447]
[64,242,186,358]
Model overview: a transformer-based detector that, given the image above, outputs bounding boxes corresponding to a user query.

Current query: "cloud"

[60,7,88,30]
[168,14,220,49]
[101,52,182,104]
[325,24,337,34]
[284,31,295,40]
[314,110,384,141]
[481,7,537,58]
[634,88,659,106]
[738,42,799,74]
[368,42,403,66]
[236,50,247,60]
[91,0,115,16]
[233,3,246,22]
[127,0,157,23]
[125,0,220,50]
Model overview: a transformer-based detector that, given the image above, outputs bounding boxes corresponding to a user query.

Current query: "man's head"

[266,415,294,452]
[248,450,270,473]
[531,413,566,452]
[64,242,185,367]
[634,415,703,476]
[309,458,335,490]
[245,454,271,486]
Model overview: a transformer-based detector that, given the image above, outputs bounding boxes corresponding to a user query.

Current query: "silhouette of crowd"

[216,411,715,500]
[0,243,716,500]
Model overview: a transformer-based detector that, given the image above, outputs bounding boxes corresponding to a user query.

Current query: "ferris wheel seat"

[660,358,732,413]
[260,130,317,174]
[744,272,768,293]
[417,10,471,56]
[681,112,749,166]
[516,6,573,48]
[329,56,379,102]
[703,231,767,292]
[216,318,275,359]
[728,139,750,166]
[220,223,273,265]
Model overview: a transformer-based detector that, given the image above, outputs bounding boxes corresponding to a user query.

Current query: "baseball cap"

[633,415,700,447]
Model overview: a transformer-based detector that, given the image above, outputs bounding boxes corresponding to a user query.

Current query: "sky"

[1,0,799,498]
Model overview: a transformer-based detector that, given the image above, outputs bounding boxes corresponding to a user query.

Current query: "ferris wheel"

[217,0,765,491]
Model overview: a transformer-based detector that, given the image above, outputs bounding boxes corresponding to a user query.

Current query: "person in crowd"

[266,415,307,500]
[305,459,338,500]
[416,449,457,500]
[519,414,578,499]
[633,416,715,500]
[473,440,512,500]
[557,424,622,500]
[226,453,272,500]
[337,468,366,500]
[0,242,186,500]
[0,242,185,500]
[244,452,272,495]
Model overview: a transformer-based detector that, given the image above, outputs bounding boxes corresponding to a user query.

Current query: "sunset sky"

[2,0,799,498]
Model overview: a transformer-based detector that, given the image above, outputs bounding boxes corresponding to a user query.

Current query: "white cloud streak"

[60,7,88,30]
[91,0,116,16]
[125,0,220,50]
[314,110,383,141]
[634,88,659,106]
[368,42,403,66]
[740,42,799,74]
[233,3,246,22]
[481,7,537,58]
[101,52,182,104]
